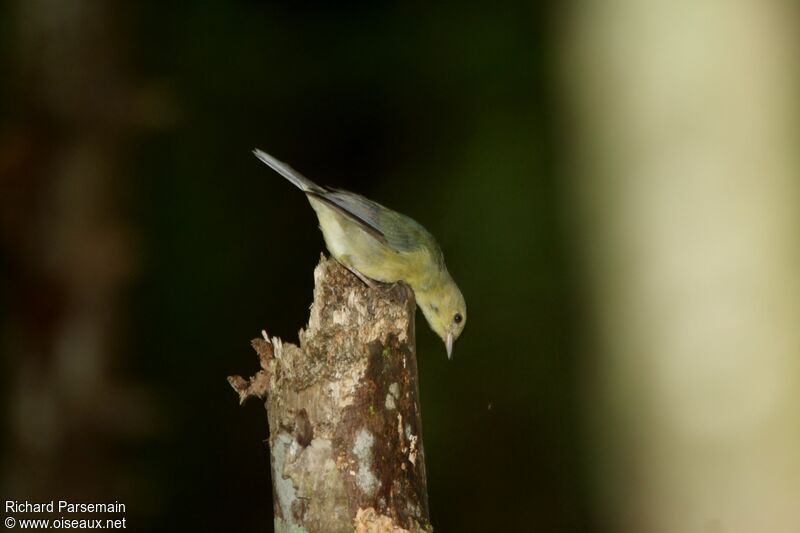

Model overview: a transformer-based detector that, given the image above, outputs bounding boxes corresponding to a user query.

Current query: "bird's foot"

[346,266,394,293]
[349,266,380,289]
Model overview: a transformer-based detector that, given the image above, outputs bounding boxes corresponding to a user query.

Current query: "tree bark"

[230,257,433,533]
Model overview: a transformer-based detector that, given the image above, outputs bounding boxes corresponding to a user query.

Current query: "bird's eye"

[453,313,463,324]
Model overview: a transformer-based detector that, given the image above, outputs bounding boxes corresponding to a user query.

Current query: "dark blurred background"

[5,1,800,532]
[1,1,587,531]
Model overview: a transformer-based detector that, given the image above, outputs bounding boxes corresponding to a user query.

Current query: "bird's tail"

[252,148,324,193]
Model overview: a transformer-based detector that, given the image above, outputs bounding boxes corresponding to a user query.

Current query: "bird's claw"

[347,266,394,293]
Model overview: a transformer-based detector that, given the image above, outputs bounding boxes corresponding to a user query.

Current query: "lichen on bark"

[229,256,432,533]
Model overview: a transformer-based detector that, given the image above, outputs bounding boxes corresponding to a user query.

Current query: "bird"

[253,148,466,358]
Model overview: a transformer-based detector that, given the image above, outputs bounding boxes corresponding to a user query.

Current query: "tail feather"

[252,148,324,192]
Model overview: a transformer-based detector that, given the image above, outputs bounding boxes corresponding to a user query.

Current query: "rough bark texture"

[230,257,432,533]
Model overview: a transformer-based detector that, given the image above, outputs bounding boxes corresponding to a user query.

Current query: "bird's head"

[417,278,466,359]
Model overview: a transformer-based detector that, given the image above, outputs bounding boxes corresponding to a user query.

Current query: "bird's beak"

[445,331,454,360]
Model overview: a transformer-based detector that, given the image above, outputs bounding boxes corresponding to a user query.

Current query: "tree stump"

[229,257,432,533]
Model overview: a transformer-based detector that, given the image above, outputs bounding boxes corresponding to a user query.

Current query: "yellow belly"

[308,196,428,287]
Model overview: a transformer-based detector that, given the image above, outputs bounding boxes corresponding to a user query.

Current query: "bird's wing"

[310,190,435,254]
[253,149,439,255]
[308,190,388,243]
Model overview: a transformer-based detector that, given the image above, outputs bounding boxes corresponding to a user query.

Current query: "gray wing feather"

[253,149,324,193]
[254,148,434,254]
[308,190,388,243]
[320,191,435,254]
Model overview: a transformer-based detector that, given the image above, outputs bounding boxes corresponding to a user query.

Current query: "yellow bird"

[254,149,466,358]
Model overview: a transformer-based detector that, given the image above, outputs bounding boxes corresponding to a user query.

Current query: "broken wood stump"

[229,257,432,533]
